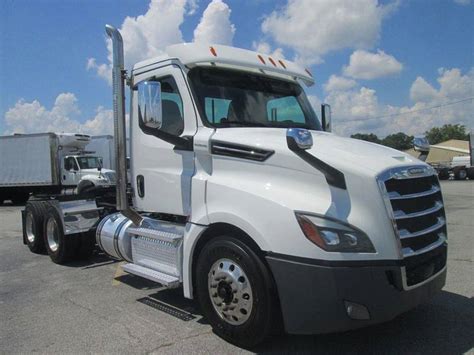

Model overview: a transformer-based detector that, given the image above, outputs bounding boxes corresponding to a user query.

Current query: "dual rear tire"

[25,201,48,253]
[25,201,95,263]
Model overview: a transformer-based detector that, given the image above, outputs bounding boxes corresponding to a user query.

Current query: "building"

[405,139,470,164]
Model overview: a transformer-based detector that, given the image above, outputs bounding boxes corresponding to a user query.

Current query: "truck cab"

[124,42,447,343]
[62,155,115,188]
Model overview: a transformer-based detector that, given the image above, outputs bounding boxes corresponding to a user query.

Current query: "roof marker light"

[210,46,217,57]
[305,68,313,77]
[257,55,266,65]
[278,60,286,69]
[268,57,277,67]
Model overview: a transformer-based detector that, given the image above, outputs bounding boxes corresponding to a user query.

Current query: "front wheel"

[196,236,278,348]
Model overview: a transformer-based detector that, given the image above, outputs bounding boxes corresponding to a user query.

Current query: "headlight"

[295,212,375,253]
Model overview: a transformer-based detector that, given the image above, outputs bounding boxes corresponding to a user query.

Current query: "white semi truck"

[0,132,116,204]
[21,25,447,347]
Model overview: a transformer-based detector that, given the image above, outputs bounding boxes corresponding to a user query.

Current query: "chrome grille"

[378,166,447,259]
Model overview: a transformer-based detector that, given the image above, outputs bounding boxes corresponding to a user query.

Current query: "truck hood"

[81,168,115,175]
[211,128,421,178]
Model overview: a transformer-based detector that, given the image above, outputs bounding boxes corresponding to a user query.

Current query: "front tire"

[43,203,78,264]
[77,180,95,195]
[196,236,277,348]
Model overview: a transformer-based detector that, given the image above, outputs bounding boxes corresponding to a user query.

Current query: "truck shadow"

[255,290,474,354]
[114,276,474,353]
[62,251,119,269]
[59,251,474,353]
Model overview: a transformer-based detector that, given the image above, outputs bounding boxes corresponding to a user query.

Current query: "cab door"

[131,64,198,217]
[63,156,79,186]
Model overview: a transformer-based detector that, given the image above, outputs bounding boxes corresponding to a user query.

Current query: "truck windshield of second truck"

[76,156,102,170]
[189,67,322,130]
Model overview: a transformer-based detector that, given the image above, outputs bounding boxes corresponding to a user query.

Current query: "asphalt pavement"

[1,181,473,354]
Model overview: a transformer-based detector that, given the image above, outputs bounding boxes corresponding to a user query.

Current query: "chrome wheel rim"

[25,212,35,243]
[208,258,253,325]
[46,218,59,252]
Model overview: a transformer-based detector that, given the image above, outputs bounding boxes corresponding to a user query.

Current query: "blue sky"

[1,0,473,137]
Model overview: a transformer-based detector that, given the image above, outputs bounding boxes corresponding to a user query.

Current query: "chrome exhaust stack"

[105,24,143,225]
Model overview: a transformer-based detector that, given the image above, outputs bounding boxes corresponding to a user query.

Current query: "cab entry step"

[122,263,180,288]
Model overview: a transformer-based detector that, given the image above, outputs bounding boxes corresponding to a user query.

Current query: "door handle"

[137,175,145,197]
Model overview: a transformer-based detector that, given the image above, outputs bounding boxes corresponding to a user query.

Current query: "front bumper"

[266,245,447,334]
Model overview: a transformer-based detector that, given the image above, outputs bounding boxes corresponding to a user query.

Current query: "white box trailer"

[0,133,115,204]
[0,133,61,187]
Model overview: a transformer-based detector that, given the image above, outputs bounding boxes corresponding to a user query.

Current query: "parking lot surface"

[1,181,473,354]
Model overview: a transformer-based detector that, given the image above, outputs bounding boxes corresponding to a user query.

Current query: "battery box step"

[122,263,180,288]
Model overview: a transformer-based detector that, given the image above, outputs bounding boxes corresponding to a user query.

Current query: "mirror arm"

[138,119,193,151]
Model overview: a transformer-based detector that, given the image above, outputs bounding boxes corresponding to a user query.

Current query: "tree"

[425,124,468,145]
[350,133,381,144]
[381,132,414,151]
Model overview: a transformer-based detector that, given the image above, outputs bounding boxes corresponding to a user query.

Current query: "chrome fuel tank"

[96,213,133,262]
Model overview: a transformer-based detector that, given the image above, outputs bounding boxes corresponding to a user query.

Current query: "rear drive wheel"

[196,236,277,348]
[43,204,78,264]
[454,167,467,180]
[24,201,48,253]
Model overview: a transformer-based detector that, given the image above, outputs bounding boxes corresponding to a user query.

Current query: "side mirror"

[413,136,430,152]
[321,104,332,132]
[138,81,162,129]
[413,135,430,162]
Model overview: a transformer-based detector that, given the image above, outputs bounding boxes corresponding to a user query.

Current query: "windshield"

[188,68,321,130]
[76,156,102,169]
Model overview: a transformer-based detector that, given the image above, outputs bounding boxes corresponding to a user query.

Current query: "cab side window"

[64,157,76,171]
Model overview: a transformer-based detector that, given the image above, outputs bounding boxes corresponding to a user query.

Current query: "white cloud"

[410,77,439,102]
[324,67,473,136]
[87,0,193,84]
[454,0,471,5]
[252,41,285,59]
[193,0,235,45]
[324,75,357,92]
[88,0,236,84]
[3,93,114,136]
[261,0,398,65]
[343,49,403,80]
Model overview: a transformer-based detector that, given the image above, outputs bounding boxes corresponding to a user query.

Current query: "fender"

[182,212,270,299]
[79,174,109,186]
